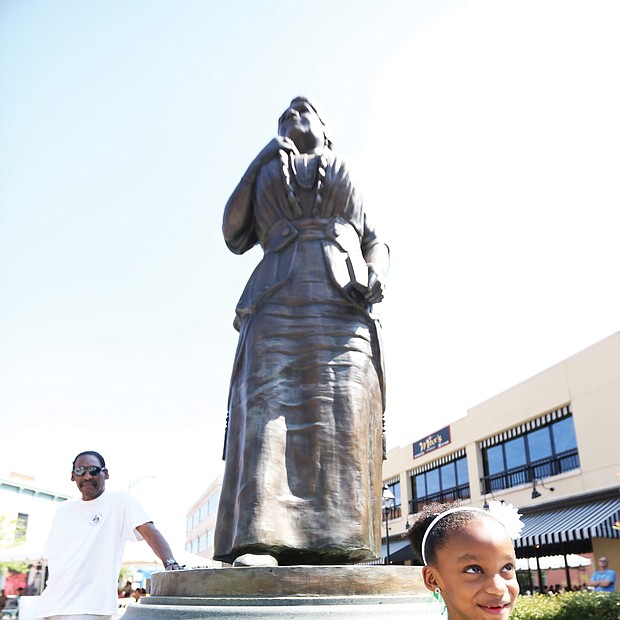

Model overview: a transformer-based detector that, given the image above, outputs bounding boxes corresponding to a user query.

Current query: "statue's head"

[278,97,333,153]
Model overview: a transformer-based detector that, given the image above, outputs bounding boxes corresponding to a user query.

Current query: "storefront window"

[440,462,456,489]
[528,426,553,461]
[552,417,577,453]
[505,436,527,469]
[486,444,504,476]
[456,456,469,485]
[426,468,440,496]
[411,455,470,510]
[415,473,426,499]
[481,414,579,492]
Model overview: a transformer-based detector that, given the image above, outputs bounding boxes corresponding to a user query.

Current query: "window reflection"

[552,417,578,453]
[505,436,526,469]
[528,426,552,460]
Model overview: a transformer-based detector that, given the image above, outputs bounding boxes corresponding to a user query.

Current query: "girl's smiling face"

[423,517,519,620]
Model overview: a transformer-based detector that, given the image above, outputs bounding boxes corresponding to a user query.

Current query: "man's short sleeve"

[120,492,152,541]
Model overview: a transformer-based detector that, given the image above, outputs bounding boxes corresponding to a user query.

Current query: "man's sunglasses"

[73,465,106,476]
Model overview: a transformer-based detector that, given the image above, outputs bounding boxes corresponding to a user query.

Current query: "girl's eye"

[464,565,483,574]
[501,564,515,573]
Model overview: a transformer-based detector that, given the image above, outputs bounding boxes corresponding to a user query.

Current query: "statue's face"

[278,100,325,153]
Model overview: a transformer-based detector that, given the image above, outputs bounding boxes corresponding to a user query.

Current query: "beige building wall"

[383,332,620,564]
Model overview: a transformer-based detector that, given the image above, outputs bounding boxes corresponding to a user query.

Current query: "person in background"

[131,588,147,602]
[589,556,616,592]
[120,581,133,598]
[35,450,182,620]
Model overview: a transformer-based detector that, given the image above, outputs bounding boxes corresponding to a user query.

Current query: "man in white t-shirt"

[35,451,183,620]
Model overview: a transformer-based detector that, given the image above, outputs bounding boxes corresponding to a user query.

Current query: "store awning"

[0,541,213,567]
[516,498,620,551]
[515,553,591,571]
[0,542,46,563]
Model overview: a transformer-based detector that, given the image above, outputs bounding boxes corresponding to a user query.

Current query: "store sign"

[413,426,451,459]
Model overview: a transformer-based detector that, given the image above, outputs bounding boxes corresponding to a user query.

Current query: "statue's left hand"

[364,266,385,304]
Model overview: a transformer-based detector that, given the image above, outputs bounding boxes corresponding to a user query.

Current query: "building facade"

[185,475,222,564]
[0,473,71,594]
[0,473,70,549]
[382,332,620,590]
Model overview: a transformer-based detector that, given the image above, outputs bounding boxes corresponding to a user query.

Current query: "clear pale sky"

[1,0,618,550]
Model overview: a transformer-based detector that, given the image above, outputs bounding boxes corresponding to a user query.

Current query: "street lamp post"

[382,487,395,565]
[128,475,156,492]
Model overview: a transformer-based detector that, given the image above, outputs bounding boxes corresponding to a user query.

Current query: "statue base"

[122,565,439,619]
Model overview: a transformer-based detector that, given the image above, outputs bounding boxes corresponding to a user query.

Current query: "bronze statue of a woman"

[214,97,389,566]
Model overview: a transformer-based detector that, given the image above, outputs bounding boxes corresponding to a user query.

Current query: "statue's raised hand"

[256,136,300,166]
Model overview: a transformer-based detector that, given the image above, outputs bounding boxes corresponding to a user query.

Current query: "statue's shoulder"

[324,150,351,179]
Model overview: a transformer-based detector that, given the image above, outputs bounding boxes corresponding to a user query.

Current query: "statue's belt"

[264,217,361,253]
[262,217,369,303]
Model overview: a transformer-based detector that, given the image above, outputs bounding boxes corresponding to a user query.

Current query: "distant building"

[0,473,70,549]
[0,473,71,593]
[185,475,222,565]
[382,332,620,591]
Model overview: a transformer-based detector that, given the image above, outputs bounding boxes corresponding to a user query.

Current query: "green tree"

[0,514,16,547]
[0,513,30,575]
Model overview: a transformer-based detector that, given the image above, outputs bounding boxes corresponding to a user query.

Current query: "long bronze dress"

[214,149,387,565]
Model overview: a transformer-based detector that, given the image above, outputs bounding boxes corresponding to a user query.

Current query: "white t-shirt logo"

[89,513,103,526]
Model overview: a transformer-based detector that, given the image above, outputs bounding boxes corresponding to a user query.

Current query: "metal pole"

[535,551,544,593]
[128,475,156,491]
[384,505,391,565]
[382,486,395,565]
[563,550,572,590]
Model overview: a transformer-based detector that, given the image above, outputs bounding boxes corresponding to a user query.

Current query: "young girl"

[406,501,523,620]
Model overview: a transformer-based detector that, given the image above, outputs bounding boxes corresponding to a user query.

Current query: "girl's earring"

[432,587,447,616]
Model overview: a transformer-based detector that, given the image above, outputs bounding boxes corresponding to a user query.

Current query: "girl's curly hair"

[404,501,496,565]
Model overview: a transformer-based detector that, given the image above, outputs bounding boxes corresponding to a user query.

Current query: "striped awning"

[479,404,571,449]
[408,448,467,476]
[515,499,620,549]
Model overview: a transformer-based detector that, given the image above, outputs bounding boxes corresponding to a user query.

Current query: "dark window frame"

[409,455,471,514]
[481,416,579,494]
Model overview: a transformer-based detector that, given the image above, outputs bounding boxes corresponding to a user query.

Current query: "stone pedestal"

[123,565,440,619]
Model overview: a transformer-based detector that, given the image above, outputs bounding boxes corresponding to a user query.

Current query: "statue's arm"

[361,213,389,304]
[222,172,258,254]
[222,136,299,254]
